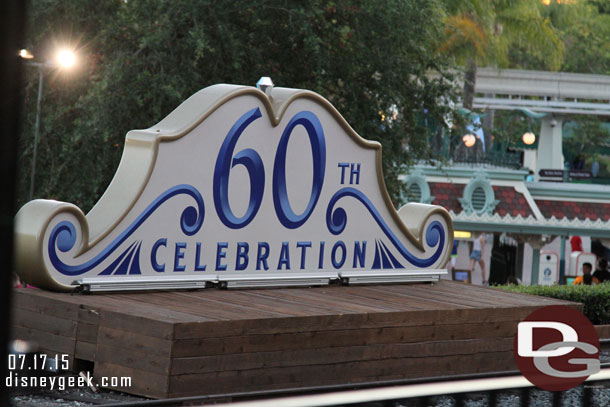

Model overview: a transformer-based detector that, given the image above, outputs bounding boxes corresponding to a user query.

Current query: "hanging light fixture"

[462,134,476,148]
[522,131,536,145]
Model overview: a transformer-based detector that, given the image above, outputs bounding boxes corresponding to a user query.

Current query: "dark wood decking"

[11,281,576,398]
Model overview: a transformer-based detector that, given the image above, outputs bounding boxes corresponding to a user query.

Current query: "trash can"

[538,251,559,286]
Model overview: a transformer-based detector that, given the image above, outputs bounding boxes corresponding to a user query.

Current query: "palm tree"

[441,0,564,149]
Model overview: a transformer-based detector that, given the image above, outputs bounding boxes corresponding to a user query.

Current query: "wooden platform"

[11,281,577,398]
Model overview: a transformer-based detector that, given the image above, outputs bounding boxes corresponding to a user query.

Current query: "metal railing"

[89,364,610,407]
[208,368,610,407]
[452,148,523,169]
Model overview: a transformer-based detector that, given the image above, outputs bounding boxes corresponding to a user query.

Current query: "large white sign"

[15,84,453,291]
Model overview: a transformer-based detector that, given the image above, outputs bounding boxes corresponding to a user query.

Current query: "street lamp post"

[22,49,76,200]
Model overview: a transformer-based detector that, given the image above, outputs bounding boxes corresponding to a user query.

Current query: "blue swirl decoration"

[326,187,445,268]
[48,184,205,276]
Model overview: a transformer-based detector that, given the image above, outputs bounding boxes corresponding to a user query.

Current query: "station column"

[536,115,564,177]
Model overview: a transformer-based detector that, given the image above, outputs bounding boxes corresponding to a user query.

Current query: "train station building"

[402,68,610,285]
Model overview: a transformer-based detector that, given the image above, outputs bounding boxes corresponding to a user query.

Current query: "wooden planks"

[11,291,79,363]
[11,281,579,399]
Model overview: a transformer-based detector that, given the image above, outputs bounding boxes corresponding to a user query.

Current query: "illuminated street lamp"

[56,49,76,69]
[19,49,34,59]
[463,114,485,152]
[22,48,77,200]
[462,134,476,148]
[522,131,536,145]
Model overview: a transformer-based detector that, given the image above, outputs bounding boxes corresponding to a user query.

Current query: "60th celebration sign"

[14,83,453,291]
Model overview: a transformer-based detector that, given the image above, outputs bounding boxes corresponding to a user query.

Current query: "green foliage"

[439,0,563,148]
[510,0,610,75]
[492,110,539,149]
[443,0,609,162]
[550,0,610,74]
[19,0,458,211]
[589,0,610,15]
[494,1,564,70]
[497,284,610,325]
[563,118,610,164]
[441,0,564,70]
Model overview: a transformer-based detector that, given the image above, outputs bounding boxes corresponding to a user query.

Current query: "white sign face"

[539,251,559,286]
[14,84,453,291]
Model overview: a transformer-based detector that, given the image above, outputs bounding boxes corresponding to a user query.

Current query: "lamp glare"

[522,131,535,145]
[462,134,476,148]
[56,49,76,68]
[19,49,34,59]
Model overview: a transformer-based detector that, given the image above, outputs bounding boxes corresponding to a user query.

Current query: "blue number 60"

[213,108,326,230]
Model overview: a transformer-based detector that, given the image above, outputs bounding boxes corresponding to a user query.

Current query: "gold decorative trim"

[15,200,88,291]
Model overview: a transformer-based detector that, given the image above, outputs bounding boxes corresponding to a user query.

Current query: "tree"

[20,0,458,211]
[545,0,610,74]
[508,0,610,177]
[563,118,610,169]
[19,0,118,205]
[440,0,564,150]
